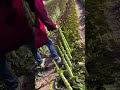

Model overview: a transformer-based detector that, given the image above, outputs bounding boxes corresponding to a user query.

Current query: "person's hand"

[47,24,58,31]
[55,25,58,31]
[43,1,46,5]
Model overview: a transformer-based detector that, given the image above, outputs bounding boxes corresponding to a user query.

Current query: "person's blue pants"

[46,38,59,61]
[0,54,18,89]
[28,38,59,64]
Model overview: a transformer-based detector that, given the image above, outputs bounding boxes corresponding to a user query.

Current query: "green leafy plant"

[57,46,74,78]
[52,60,73,90]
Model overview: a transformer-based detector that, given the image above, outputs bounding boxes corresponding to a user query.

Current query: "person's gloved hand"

[47,24,58,31]
[55,25,58,31]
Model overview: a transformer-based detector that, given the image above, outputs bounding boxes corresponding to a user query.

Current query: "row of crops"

[86,0,120,89]
[45,0,85,89]
[50,26,85,90]
[58,0,84,63]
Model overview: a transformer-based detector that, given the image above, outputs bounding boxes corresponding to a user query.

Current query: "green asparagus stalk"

[58,33,72,60]
[59,69,73,90]
[49,82,53,90]
[57,46,74,78]
[59,27,72,52]
[59,41,72,68]
[65,54,72,68]
[52,59,59,72]
[78,62,85,67]
[52,60,73,90]
[59,41,66,54]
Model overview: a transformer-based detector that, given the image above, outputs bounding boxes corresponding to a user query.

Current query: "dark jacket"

[35,0,56,48]
[0,0,33,53]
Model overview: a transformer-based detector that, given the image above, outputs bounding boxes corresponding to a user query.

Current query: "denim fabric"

[0,54,18,89]
[28,38,59,64]
[28,46,43,64]
[46,39,59,61]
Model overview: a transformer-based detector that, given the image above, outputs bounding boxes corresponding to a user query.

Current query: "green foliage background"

[86,0,120,89]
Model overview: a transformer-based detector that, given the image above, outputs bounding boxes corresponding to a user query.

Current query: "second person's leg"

[46,38,60,61]
[26,28,43,65]
[28,44,43,65]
